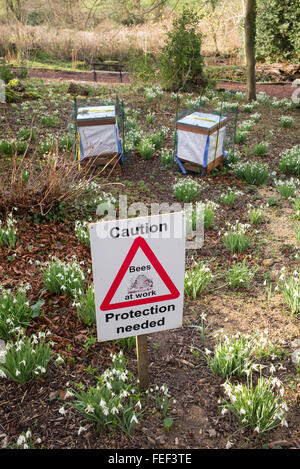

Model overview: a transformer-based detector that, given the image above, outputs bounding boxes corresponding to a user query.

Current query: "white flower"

[130,415,138,424]
[17,435,26,446]
[85,404,95,414]
[78,426,87,436]
[59,406,66,415]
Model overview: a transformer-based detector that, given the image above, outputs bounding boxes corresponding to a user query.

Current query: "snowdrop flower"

[59,406,66,415]
[130,415,138,424]
[17,435,26,446]
[85,404,94,414]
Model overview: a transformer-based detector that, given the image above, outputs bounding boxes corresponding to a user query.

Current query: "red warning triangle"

[100,236,180,311]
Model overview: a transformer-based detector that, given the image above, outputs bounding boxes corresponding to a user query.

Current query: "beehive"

[176,111,227,173]
[76,106,122,161]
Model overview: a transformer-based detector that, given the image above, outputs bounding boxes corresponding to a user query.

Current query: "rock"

[291,339,300,349]
[174,437,179,445]
[147,436,155,445]
[207,428,217,437]
[155,435,165,445]
[291,349,300,366]
[1,436,8,449]
[263,258,274,267]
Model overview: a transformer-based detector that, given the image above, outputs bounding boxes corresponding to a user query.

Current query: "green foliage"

[42,257,85,297]
[126,50,156,83]
[184,262,213,299]
[0,212,17,249]
[69,351,141,435]
[74,285,96,326]
[233,161,269,185]
[173,177,206,202]
[225,260,257,290]
[223,222,251,253]
[256,0,300,62]
[0,334,51,384]
[0,58,13,84]
[222,376,288,434]
[158,8,205,91]
[278,145,300,177]
[205,334,254,379]
[0,285,33,341]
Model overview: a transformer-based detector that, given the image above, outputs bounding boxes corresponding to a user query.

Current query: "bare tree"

[244,0,256,101]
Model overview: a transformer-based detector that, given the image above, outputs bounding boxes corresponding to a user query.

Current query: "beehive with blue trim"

[76,106,122,161]
[175,112,227,174]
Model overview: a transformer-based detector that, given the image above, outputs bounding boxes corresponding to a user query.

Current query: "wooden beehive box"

[77,106,122,166]
[176,112,228,174]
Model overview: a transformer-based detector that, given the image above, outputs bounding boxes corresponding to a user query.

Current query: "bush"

[0,59,13,84]
[256,0,300,62]
[158,8,205,91]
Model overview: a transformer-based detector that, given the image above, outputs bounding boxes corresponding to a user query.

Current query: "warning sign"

[90,212,185,342]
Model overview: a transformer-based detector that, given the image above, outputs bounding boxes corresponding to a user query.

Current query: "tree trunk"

[244,0,256,101]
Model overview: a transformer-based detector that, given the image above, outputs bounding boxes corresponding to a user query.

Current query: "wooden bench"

[92,61,125,83]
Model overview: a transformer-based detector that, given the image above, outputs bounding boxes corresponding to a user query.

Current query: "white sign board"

[90,212,185,342]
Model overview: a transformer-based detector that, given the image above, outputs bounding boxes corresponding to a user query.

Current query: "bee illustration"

[128,274,153,294]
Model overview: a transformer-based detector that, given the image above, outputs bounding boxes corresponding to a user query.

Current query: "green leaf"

[30,299,45,318]
[163,417,174,432]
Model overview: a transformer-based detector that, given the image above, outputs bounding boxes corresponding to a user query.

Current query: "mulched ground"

[0,78,299,450]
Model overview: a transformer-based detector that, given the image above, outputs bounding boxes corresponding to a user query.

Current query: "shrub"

[256,0,300,62]
[158,8,205,91]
